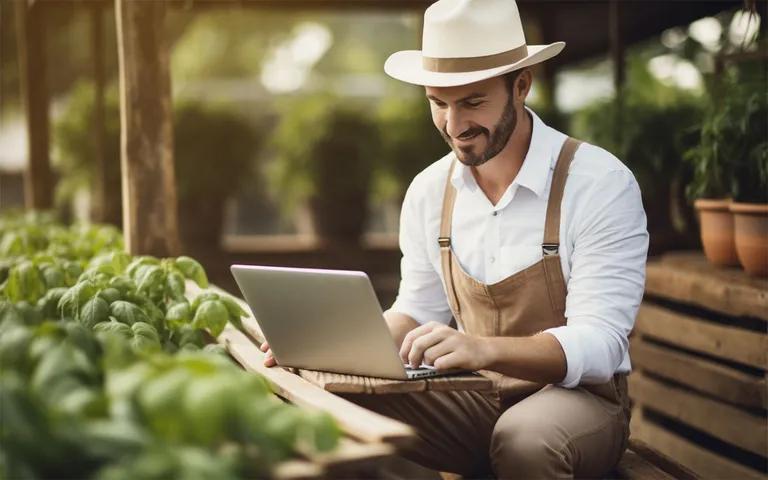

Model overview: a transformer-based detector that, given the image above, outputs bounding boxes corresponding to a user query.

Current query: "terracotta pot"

[694,198,739,267]
[729,202,768,277]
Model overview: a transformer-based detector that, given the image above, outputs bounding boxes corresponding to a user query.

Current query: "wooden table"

[629,251,768,479]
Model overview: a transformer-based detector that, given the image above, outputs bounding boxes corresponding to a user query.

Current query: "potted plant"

[728,85,768,276]
[174,102,263,249]
[268,95,380,246]
[685,82,739,267]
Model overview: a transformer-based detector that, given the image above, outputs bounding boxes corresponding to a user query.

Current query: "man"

[263,0,648,477]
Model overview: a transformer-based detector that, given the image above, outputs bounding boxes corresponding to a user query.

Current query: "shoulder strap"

[543,137,582,255]
[438,160,461,315]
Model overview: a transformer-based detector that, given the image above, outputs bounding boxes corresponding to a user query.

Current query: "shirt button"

[490,256,496,264]
[492,211,498,216]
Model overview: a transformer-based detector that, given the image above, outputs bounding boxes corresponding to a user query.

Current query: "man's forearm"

[485,333,567,384]
[383,310,420,349]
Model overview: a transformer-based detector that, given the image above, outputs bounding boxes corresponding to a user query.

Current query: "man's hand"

[399,321,493,371]
[259,341,277,367]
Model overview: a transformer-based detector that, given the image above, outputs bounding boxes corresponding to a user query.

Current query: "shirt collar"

[450,106,555,199]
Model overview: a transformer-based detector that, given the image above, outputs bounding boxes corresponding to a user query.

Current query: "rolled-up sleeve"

[545,168,648,387]
[389,178,453,326]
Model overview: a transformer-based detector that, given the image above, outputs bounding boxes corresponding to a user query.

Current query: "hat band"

[422,44,529,73]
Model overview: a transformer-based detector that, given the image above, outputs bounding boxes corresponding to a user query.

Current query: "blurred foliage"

[53,81,121,213]
[374,95,448,202]
[173,102,263,202]
[53,81,262,215]
[268,94,380,217]
[571,57,703,203]
[686,65,768,203]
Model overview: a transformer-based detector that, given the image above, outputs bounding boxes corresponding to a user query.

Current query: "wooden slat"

[614,449,676,480]
[635,303,768,369]
[630,337,767,410]
[629,373,767,457]
[630,409,765,480]
[625,439,698,480]
[218,325,414,445]
[272,460,323,480]
[646,252,768,322]
[305,438,393,471]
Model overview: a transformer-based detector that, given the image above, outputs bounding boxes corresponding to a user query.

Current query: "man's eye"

[465,102,483,108]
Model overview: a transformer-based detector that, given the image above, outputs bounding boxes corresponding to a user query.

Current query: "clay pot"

[729,202,768,277]
[694,199,739,267]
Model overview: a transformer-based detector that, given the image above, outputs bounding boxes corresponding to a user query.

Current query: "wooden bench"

[630,252,768,479]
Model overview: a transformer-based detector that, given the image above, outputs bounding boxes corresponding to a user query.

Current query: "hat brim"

[384,42,565,87]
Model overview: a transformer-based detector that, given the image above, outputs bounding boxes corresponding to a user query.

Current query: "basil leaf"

[80,297,110,329]
[192,300,228,337]
[175,257,208,288]
[109,301,150,326]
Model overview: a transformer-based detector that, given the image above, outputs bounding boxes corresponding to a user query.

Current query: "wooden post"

[609,0,625,145]
[14,0,53,210]
[115,0,180,257]
[90,3,122,227]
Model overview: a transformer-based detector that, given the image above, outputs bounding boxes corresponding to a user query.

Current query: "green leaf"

[109,301,150,326]
[219,295,247,318]
[97,287,122,304]
[166,271,187,300]
[136,265,164,293]
[192,300,228,337]
[42,265,66,288]
[166,301,191,327]
[37,287,68,319]
[58,281,97,317]
[94,321,132,338]
[80,297,110,329]
[175,256,208,288]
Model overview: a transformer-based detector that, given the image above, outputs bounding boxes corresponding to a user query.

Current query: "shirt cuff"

[543,325,584,389]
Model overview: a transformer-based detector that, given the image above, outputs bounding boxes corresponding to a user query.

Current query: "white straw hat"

[384,0,565,87]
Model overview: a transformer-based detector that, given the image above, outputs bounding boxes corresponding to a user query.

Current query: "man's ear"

[516,68,533,100]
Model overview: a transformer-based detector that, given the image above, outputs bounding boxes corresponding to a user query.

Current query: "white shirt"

[389,107,649,388]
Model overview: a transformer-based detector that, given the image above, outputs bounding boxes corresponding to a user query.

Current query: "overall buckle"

[542,243,559,256]
[438,237,451,248]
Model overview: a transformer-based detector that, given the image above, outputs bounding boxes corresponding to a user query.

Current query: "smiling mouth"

[455,132,481,143]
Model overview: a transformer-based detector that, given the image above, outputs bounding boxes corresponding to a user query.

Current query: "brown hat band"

[422,44,529,73]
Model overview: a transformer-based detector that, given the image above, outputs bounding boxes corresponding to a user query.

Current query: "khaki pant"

[342,382,629,479]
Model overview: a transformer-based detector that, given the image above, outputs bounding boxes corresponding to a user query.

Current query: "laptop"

[230,264,469,380]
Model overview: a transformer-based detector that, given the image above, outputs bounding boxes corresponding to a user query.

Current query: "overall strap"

[542,137,582,311]
[438,160,461,316]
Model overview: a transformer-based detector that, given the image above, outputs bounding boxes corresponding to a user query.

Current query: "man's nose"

[444,107,468,139]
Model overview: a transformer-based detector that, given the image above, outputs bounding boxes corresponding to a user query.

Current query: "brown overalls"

[345,138,631,478]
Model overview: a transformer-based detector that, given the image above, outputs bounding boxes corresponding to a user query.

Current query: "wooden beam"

[630,337,767,410]
[115,0,180,256]
[645,252,768,322]
[630,409,765,480]
[14,0,53,210]
[636,303,768,370]
[629,373,767,457]
[90,2,121,227]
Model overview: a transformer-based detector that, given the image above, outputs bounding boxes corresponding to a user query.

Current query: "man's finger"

[259,341,270,352]
[407,330,449,367]
[264,350,276,367]
[399,322,439,362]
[433,351,461,371]
[422,338,455,366]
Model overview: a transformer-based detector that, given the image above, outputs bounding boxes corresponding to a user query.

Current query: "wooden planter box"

[630,252,768,479]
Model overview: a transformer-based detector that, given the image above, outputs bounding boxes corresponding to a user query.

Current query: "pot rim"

[694,198,732,212]
[729,202,768,215]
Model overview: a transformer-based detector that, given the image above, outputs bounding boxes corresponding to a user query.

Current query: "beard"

[440,96,518,167]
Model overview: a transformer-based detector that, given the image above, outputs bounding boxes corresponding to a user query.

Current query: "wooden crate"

[630,252,768,480]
